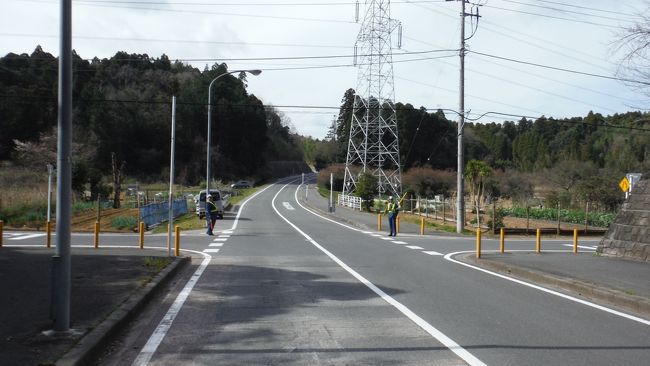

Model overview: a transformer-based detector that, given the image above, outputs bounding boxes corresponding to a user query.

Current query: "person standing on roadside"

[386,196,399,237]
[206,195,218,235]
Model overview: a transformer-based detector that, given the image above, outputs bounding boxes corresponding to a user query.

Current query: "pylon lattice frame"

[343,0,402,199]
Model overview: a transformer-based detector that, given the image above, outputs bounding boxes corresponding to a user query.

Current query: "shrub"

[110,216,138,230]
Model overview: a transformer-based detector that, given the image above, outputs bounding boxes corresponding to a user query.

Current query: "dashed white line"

[380,237,393,241]
[405,245,424,250]
[218,235,231,238]
[362,231,373,234]
[212,238,228,242]
[209,243,223,247]
[286,183,486,366]
[392,241,408,244]
[203,249,220,253]
[371,234,382,237]
[423,251,443,256]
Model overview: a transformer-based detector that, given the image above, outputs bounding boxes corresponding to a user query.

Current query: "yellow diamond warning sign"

[619,177,630,192]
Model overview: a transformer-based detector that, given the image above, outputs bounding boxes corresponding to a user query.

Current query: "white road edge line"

[276,182,486,366]
[562,244,597,250]
[444,250,650,326]
[133,182,276,366]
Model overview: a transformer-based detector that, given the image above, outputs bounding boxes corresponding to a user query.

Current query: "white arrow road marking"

[282,202,295,210]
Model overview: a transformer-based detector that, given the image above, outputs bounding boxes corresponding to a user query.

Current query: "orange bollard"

[46,221,52,248]
[377,214,382,231]
[420,217,425,235]
[476,229,482,259]
[499,228,505,254]
[536,228,541,253]
[573,229,578,254]
[0,220,3,247]
[94,221,100,248]
[175,225,181,257]
[139,221,145,249]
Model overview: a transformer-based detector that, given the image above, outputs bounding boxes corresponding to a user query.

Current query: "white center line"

[406,245,424,250]
[423,250,443,256]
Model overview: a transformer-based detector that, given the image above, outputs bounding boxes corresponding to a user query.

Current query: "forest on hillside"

[2,47,650,214]
[0,46,303,198]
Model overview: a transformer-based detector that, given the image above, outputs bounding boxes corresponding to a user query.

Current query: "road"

[7,178,648,365]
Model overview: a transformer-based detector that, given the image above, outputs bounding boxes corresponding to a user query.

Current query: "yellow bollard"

[396,216,400,234]
[46,221,52,248]
[0,220,3,247]
[500,228,505,254]
[476,229,482,259]
[139,221,145,249]
[175,225,181,257]
[377,214,382,231]
[536,228,541,253]
[573,229,578,254]
[420,217,425,235]
[94,221,100,248]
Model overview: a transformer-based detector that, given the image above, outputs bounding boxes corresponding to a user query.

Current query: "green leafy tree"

[355,172,378,211]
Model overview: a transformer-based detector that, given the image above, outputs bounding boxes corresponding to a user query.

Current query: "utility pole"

[450,0,480,233]
[52,0,72,333]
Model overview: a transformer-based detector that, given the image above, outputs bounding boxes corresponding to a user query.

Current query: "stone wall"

[597,179,650,262]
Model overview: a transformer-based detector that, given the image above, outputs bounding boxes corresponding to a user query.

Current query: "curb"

[461,253,650,318]
[56,255,191,366]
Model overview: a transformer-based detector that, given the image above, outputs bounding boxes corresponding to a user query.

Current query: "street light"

[205,69,261,228]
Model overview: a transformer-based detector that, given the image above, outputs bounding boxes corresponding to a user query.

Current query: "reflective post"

[536,228,541,253]
[499,228,505,254]
[139,221,145,249]
[175,225,180,257]
[573,229,578,254]
[476,229,481,259]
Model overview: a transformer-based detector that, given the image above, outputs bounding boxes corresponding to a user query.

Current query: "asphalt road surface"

[11,178,648,365]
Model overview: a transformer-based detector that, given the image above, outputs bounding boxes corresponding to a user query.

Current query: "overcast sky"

[2,0,649,139]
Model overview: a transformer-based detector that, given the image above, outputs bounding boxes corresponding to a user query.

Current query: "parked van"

[195,189,224,219]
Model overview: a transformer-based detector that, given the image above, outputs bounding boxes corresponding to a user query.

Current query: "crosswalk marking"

[213,238,228,242]
[208,243,223,247]
[392,241,407,244]
[203,249,220,253]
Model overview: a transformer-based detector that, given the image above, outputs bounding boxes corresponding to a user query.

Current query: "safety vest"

[387,201,399,214]
[206,201,218,215]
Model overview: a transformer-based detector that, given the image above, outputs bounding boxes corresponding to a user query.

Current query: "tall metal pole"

[52,0,72,332]
[206,70,261,229]
[167,96,176,257]
[456,0,466,234]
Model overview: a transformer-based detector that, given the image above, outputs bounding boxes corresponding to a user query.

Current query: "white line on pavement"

[562,244,597,250]
[208,243,223,247]
[9,233,46,240]
[380,237,393,241]
[218,235,231,238]
[134,181,276,365]
[444,250,650,327]
[392,241,407,244]
[405,245,424,250]
[282,183,486,366]
[423,251,443,256]
[212,238,228,242]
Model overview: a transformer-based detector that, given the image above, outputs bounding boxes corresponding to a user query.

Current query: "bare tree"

[111,152,126,209]
[614,1,650,94]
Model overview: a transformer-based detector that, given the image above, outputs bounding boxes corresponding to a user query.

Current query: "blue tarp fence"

[140,199,188,228]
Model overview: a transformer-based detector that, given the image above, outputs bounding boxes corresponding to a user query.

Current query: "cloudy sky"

[2,0,649,138]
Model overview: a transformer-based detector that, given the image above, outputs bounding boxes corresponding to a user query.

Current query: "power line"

[530,0,639,17]
[496,0,639,23]
[469,50,650,86]
[484,4,623,28]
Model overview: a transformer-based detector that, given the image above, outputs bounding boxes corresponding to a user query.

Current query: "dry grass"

[0,165,49,209]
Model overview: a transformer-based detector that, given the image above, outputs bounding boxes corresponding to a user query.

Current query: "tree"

[464,159,493,213]
[355,172,378,211]
[111,153,126,209]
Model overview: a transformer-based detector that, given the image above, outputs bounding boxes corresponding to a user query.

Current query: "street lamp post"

[206,69,261,229]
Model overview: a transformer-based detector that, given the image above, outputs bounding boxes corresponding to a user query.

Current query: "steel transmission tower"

[342,0,402,201]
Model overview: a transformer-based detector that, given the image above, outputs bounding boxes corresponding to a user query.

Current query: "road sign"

[619,177,630,192]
